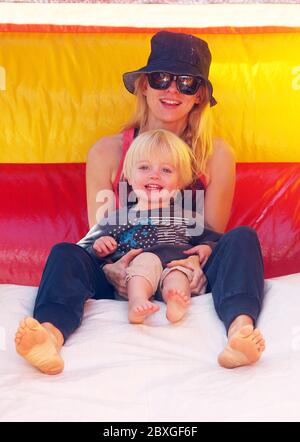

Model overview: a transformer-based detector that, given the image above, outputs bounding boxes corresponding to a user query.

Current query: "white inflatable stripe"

[0,3,300,28]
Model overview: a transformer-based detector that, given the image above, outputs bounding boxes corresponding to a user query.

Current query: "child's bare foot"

[128,300,160,324]
[165,288,190,323]
[218,324,265,369]
[15,317,64,375]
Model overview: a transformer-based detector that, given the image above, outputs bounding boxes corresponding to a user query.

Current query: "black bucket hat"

[123,30,217,107]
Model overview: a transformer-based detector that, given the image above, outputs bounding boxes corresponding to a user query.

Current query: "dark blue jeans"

[34,226,264,341]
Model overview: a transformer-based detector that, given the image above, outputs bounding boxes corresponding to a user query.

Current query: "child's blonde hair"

[122,129,197,189]
[123,74,213,180]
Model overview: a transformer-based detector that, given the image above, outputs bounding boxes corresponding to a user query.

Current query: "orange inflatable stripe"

[1,24,300,34]
[1,30,299,163]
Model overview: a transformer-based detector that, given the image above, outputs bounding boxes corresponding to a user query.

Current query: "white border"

[0,3,300,28]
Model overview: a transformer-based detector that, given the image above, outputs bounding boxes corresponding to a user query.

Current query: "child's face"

[129,155,181,207]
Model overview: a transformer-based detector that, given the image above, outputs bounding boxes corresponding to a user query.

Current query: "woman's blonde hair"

[122,129,197,189]
[124,74,213,180]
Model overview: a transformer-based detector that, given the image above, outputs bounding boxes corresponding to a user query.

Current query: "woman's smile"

[159,97,182,109]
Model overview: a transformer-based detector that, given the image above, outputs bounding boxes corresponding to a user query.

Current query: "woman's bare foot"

[15,317,64,375]
[128,300,160,324]
[165,288,190,323]
[218,324,265,369]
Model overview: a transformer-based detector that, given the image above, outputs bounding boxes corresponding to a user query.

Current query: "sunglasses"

[147,72,203,95]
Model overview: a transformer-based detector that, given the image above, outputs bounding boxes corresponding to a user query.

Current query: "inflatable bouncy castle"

[0,1,299,422]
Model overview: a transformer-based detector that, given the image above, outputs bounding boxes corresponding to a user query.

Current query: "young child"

[78,129,222,324]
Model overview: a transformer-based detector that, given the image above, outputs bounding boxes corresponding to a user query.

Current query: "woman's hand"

[183,244,212,267]
[167,254,207,295]
[102,248,143,297]
[93,236,118,257]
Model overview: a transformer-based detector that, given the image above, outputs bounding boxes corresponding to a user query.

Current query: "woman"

[15,31,265,374]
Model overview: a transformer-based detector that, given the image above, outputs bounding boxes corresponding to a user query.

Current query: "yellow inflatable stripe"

[0,32,299,163]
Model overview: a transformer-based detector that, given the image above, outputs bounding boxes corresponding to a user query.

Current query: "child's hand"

[93,236,118,257]
[183,244,212,267]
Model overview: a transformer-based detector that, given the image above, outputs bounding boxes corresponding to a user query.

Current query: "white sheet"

[1,273,300,422]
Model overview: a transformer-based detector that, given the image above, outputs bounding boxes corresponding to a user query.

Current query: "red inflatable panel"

[0,164,88,286]
[228,163,300,278]
[0,162,299,286]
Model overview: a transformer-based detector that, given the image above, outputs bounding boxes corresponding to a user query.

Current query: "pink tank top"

[112,128,207,208]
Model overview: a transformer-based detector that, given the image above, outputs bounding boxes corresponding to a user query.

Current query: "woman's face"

[142,75,203,127]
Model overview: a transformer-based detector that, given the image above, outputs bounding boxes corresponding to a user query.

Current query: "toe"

[252,328,261,338]
[254,337,264,345]
[25,317,39,330]
[239,325,254,337]
[20,319,26,328]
